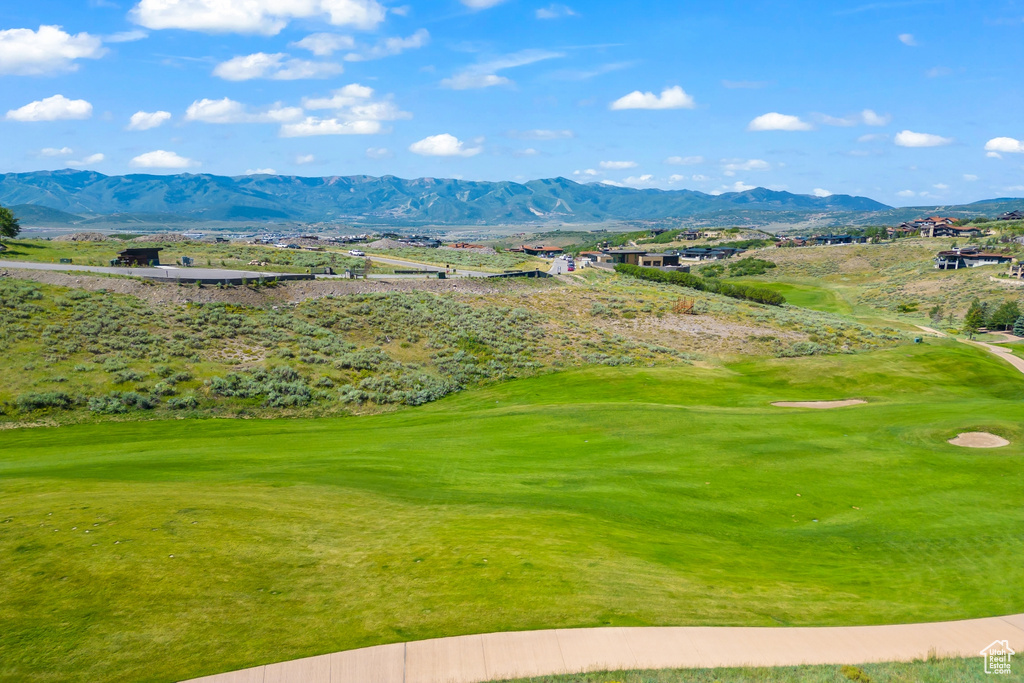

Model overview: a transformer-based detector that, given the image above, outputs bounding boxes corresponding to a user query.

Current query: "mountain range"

[1,170,1020,229]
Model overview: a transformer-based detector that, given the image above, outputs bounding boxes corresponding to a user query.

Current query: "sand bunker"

[771,400,867,409]
[948,432,1010,449]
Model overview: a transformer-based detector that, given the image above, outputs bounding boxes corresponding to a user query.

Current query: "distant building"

[681,230,703,240]
[679,247,745,261]
[934,248,1013,270]
[812,234,867,246]
[115,248,162,266]
[997,210,1023,221]
[520,245,564,257]
[928,225,983,238]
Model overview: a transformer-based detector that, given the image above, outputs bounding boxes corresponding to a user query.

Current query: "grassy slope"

[1,342,1022,683]
[501,658,1008,682]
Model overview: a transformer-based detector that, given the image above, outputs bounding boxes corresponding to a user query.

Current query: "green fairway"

[1,342,1023,683]
[728,279,853,315]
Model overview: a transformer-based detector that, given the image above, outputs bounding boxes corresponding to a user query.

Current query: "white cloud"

[894,130,953,147]
[1006,185,1024,193]
[408,133,482,157]
[861,109,891,126]
[295,154,316,164]
[345,29,429,61]
[40,147,74,157]
[813,188,833,197]
[598,179,625,187]
[441,49,562,90]
[513,148,539,157]
[127,110,171,130]
[933,183,949,190]
[280,118,383,137]
[722,158,770,172]
[668,174,687,183]
[213,52,342,80]
[748,112,812,131]
[508,129,574,140]
[245,168,276,175]
[0,25,106,76]
[963,174,978,181]
[665,155,704,165]
[104,30,149,43]
[6,94,93,121]
[536,4,577,19]
[987,152,1003,159]
[461,0,507,8]
[858,133,888,143]
[728,181,755,192]
[296,84,410,137]
[366,147,392,159]
[573,168,600,177]
[622,174,654,186]
[290,33,355,56]
[896,189,916,197]
[67,153,105,167]
[130,150,199,169]
[599,160,637,170]
[185,98,303,124]
[130,0,388,35]
[610,85,695,110]
[898,33,917,46]
[985,137,1024,154]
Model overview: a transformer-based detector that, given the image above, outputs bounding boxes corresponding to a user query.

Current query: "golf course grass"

[1,340,1023,683]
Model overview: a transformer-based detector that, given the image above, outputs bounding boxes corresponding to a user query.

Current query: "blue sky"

[1,0,1023,206]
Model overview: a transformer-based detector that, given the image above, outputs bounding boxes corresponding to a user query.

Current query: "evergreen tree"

[988,301,1021,331]
[1014,315,1024,338]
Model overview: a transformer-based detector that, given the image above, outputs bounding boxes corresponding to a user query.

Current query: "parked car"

[567,265,575,271]
[349,250,366,256]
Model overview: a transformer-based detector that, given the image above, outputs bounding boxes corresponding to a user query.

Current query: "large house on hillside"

[998,210,1023,221]
[928,225,984,238]
[934,247,1013,270]
[812,234,868,246]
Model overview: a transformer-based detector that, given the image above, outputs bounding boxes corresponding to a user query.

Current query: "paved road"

[0,260,300,281]
[365,255,494,278]
[182,614,1024,683]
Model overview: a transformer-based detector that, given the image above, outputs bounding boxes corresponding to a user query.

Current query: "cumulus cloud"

[40,147,74,157]
[345,29,429,61]
[408,133,482,157]
[185,98,303,124]
[213,52,342,80]
[963,174,978,181]
[0,25,106,76]
[536,4,577,19]
[813,188,833,197]
[441,49,562,90]
[130,0,388,35]
[289,84,409,136]
[130,150,199,169]
[105,30,149,43]
[599,160,637,170]
[68,153,105,167]
[245,168,276,175]
[726,181,756,192]
[722,158,769,173]
[290,33,355,56]
[573,168,600,177]
[665,155,704,165]
[366,147,392,159]
[610,85,695,110]
[985,137,1024,154]
[894,130,953,147]
[896,189,917,197]
[507,129,574,140]
[6,94,92,121]
[280,118,382,136]
[127,110,171,130]
[820,109,892,127]
[295,154,316,164]
[898,33,917,46]
[621,175,654,186]
[748,112,813,131]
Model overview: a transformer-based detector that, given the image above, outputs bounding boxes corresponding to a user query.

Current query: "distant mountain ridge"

[0,169,1019,228]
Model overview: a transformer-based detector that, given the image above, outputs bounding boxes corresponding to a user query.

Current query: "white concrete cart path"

[181,614,1024,683]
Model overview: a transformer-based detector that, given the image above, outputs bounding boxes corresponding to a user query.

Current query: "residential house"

[934,247,1014,270]
[1008,263,1024,279]
[601,249,648,265]
[929,225,983,238]
[680,230,703,240]
[520,245,564,257]
[812,234,867,246]
[886,226,918,238]
[638,253,681,267]
[997,210,1023,221]
[679,247,745,261]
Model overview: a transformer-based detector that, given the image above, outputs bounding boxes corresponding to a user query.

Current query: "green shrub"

[16,392,75,412]
[166,395,199,410]
[88,392,158,414]
[614,263,786,306]
[113,370,145,384]
[727,257,777,277]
